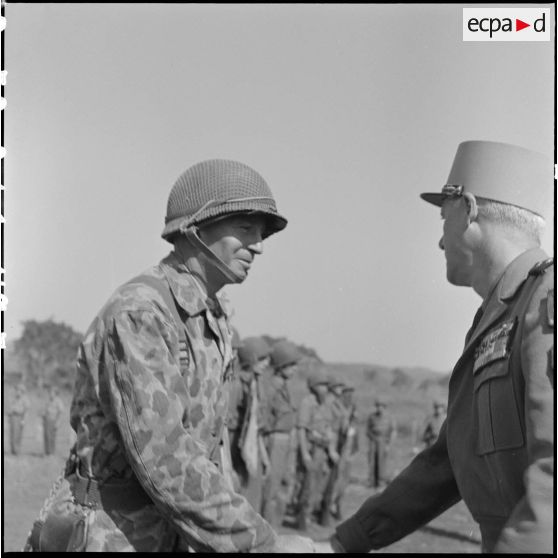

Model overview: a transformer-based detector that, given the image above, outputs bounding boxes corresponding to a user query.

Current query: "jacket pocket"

[473,359,524,455]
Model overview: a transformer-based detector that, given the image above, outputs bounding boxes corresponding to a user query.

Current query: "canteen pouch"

[38,507,90,552]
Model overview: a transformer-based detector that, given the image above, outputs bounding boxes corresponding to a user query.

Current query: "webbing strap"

[127,274,187,346]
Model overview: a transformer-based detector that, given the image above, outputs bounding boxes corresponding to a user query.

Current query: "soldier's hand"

[273,534,316,553]
[329,451,340,464]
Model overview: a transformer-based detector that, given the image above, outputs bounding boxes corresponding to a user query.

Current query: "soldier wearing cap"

[227,336,271,511]
[365,396,396,489]
[260,339,301,528]
[8,381,30,456]
[25,159,314,553]
[295,368,340,530]
[331,141,554,554]
[421,399,447,448]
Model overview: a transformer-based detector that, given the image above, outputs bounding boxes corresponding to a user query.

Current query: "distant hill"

[317,362,451,435]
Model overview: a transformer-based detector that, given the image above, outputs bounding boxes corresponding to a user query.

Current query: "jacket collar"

[462,247,548,356]
[488,247,549,303]
[159,251,230,319]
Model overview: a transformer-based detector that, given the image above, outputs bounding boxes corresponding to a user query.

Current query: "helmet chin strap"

[183,227,245,284]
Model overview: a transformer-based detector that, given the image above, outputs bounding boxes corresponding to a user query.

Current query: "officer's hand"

[274,534,316,553]
[302,453,313,470]
[330,451,340,464]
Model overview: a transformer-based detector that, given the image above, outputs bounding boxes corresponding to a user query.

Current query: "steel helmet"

[306,368,330,390]
[162,159,288,242]
[270,340,300,370]
[327,374,345,389]
[237,336,271,367]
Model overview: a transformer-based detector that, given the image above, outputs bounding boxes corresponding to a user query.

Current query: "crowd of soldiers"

[225,332,447,532]
[226,334,359,531]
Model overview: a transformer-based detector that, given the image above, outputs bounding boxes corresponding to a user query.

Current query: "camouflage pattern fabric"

[24,252,277,552]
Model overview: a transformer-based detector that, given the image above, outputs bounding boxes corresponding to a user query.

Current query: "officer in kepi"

[24,159,315,553]
[330,140,554,554]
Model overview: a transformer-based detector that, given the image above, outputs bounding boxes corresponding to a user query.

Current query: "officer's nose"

[438,237,445,251]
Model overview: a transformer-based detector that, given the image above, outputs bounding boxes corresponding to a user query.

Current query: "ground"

[3,391,481,553]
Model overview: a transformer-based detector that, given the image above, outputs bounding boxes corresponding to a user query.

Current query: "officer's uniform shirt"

[335,248,554,553]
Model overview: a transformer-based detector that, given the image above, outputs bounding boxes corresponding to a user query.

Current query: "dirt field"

[3,391,481,553]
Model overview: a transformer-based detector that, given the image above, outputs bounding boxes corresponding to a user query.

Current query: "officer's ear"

[463,192,479,224]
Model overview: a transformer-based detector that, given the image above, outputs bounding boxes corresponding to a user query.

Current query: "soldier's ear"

[463,192,478,223]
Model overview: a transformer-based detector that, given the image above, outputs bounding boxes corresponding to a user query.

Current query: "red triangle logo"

[516,19,530,31]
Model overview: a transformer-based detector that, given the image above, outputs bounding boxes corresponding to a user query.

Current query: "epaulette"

[529,258,554,276]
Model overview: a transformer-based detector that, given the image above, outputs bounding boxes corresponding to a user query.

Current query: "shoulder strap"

[127,274,187,346]
[528,257,554,276]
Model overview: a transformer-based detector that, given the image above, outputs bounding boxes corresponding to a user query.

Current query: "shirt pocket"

[473,358,524,455]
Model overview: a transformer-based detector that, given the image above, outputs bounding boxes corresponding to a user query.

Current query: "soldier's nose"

[249,240,263,255]
[438,237,445,251]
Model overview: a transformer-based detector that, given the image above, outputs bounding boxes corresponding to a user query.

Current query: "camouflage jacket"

[35,252,277,552]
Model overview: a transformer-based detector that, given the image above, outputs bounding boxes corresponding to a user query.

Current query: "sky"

[3,3,555,373]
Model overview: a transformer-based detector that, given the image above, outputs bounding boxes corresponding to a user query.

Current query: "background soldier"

[227,336,271,511]
[41,385,65,456]
[331,140,554,554]
[296,368,340,530]
[421,399,447,449]
[260,339,301,528]
[366,396,396,489]
[24,159,314,553]
[330,383,358,521]
[8,381,30,456]
[320,376,347,526]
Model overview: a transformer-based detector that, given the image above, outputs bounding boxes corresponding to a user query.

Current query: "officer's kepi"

[420,140,553,221]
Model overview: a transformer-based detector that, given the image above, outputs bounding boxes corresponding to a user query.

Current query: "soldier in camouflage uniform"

[24,159,315,552]
[296,369,340,530]
[227,336,271,512]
